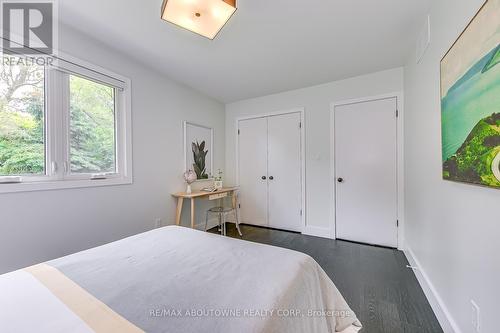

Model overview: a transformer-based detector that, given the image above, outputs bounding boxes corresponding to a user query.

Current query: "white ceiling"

[59,0,431,103]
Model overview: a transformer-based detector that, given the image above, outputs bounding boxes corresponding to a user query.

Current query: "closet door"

[238,117,268,226]
[335,98,398,248]
[268,113,302,232]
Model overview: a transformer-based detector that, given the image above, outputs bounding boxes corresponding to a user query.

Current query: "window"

[69,75,116,174]
[0,54,132,193]
[0,58,45,176]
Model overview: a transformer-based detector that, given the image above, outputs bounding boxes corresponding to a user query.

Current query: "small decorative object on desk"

[214,169,223,189]
[201,186,217,193]
[183,170,197,194]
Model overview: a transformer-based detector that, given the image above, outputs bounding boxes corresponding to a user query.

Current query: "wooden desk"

[172,187,239,228]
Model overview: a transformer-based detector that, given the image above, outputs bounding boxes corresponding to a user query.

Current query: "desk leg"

[175,198,184,226]
[190,198,195,229]
[231,192,237,210]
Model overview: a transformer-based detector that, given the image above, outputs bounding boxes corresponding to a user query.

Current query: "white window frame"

[0,52,133,193]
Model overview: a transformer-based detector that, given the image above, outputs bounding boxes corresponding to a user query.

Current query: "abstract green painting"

[441,0,500,188]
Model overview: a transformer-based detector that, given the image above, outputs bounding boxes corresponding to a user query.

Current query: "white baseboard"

[404,246,461,333]
[302,225,334,239]
[194,217,220,231]
[163,218,230,232]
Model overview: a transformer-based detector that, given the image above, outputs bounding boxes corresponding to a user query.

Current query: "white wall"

[404,1,500,332]
[0,25,225,274]
[225,68,403,237]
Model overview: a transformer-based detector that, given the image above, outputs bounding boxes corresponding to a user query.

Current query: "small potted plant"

[214,169,223,189]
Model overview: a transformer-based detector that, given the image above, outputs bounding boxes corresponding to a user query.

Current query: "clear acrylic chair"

[204,190,242,236]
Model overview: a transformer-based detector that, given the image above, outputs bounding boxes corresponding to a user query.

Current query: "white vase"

[186,184,192,194]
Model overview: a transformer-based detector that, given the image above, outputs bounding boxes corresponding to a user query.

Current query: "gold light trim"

[161,0,237,40]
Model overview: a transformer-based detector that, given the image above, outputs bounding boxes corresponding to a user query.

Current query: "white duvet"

[0,226,361,333]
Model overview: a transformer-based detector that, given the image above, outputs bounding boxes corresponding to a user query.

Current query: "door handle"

[261,176,267,180]
[337,178,344,183]
[269,176,274,180]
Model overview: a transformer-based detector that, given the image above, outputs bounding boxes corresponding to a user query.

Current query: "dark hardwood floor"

[209,224,443,333]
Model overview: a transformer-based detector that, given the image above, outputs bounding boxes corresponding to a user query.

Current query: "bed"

[0,226,361,333]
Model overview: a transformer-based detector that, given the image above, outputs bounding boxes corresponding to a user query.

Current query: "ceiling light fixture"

[161,0,237,40]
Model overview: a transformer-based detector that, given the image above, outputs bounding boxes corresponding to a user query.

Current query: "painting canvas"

[184,122,213,180]
[441,0,500,188]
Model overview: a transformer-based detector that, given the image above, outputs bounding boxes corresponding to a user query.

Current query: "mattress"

[0,226,361,333]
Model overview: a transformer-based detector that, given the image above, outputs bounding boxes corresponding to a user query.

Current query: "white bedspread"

[0,226,361,333]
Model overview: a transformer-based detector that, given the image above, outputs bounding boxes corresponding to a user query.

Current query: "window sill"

[0,176,132,194]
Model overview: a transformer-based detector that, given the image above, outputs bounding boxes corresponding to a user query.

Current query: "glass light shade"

[161,0,237,39]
